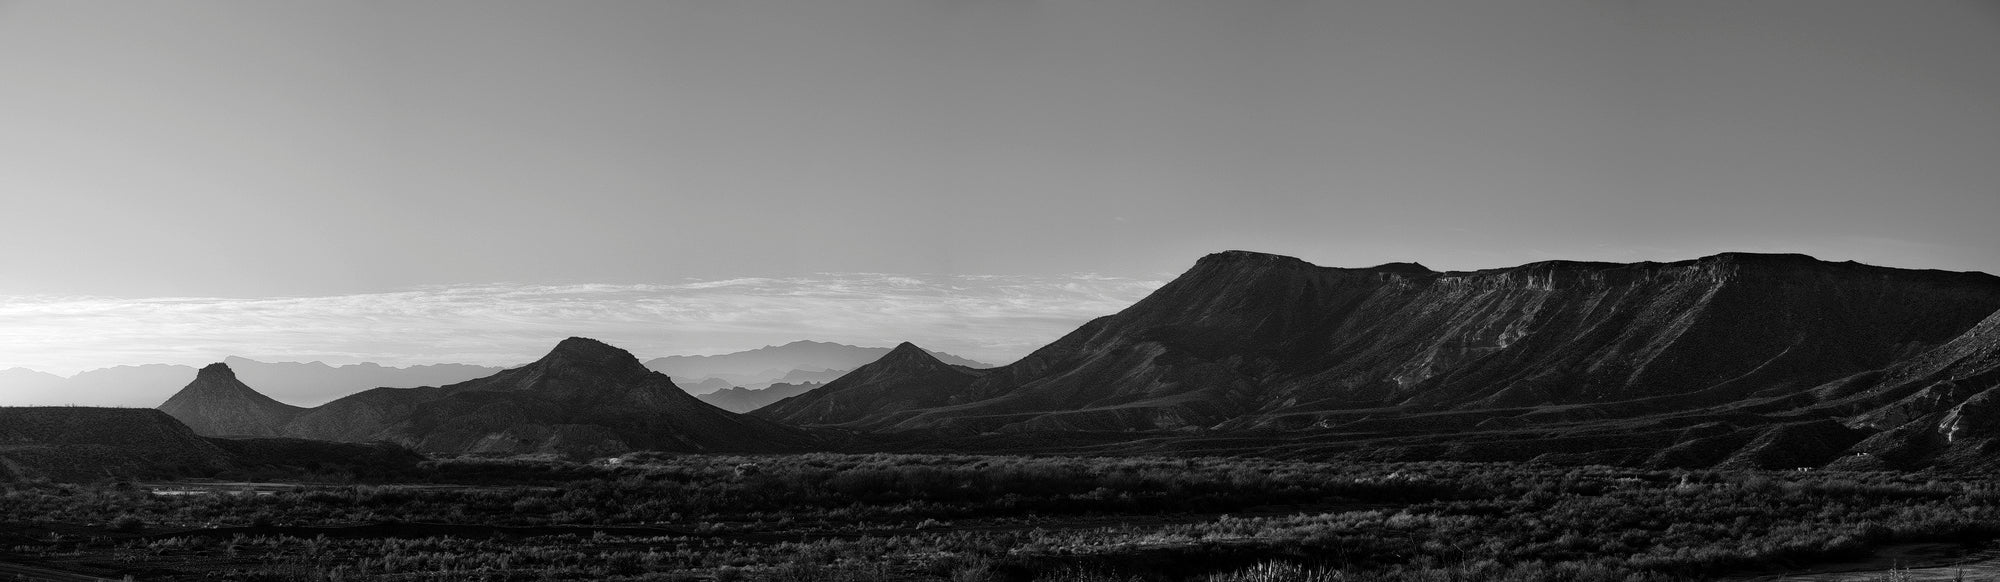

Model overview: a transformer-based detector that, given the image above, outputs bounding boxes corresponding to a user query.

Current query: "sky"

[0,275,1162,376]
[2,1,1998,376]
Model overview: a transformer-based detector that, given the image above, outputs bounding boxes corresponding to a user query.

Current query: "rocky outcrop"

[158,363,307,437]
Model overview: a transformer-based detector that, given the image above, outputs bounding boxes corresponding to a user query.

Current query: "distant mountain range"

[697,381,823,413]
[1,359,506,407]
[159,338,812,457]
[1,342,984,407]
[644,340,989,393]
[748,251,2000,470]
[29,249,2000,477]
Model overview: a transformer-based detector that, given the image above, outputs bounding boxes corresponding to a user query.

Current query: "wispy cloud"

[0,274,1165,376]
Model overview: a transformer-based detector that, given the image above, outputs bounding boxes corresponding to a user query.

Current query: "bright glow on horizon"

[0,273,1165,377]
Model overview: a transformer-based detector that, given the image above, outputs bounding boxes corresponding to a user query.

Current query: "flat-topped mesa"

[525,337,655,379]
[1368,262,1435,274]
[1197,250,1438,274]
[195,362,237,381]
[546,336,646,366]
[1195,250,1318,269]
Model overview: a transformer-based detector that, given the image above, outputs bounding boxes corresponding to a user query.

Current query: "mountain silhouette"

[158,363,306,437]
[280,337,813,456]
[839,252,2000,458]
[645,340,990,391]
[753,342,985,427]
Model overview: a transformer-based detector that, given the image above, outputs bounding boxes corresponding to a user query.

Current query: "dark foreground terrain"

[2,454,1997,581]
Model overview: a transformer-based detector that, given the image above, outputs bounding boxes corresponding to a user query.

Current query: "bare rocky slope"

[810,251,2000,469]
[158,363,306,437]
[275,338,814,456]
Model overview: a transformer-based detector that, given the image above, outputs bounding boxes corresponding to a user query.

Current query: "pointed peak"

[874,342,948,367]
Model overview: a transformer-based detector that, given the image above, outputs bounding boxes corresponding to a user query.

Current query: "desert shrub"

[108,514,146,532]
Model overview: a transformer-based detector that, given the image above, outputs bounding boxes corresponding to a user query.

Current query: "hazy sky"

[0,274,1163,375]
[3,1,1998,373]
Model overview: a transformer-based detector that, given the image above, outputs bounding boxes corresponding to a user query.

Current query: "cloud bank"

[0,274,1165,378]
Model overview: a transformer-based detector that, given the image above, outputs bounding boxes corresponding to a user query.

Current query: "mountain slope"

[871,251,2000,435]
[645,340,990,390]
[0,406,425,482]
[753,343,985,427]
[158,363,307,437]
[1816,308,2000,470]
[0,407,234,481]
[283,337,814,456]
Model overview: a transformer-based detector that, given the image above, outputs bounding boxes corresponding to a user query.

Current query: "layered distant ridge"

[646,340,989,391]
[699,381,822,413]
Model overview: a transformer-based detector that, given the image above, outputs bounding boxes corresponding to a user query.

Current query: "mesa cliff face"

[850,251,2000,437]
[158,363,307,437]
